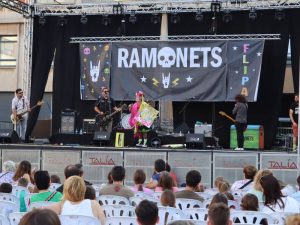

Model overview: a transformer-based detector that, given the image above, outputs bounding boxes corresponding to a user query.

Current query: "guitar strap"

[22,98,25,109]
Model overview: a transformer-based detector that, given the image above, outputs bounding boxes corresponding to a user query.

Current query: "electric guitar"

[219,111,236,123]
[11,100,44,124]
[95,104,127,126]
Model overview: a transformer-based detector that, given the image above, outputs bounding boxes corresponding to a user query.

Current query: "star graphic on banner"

[257,52,262,56]
[233,46,238,50]
[141,76,147,83]
[235,70,239,74]
[186,76,193,83]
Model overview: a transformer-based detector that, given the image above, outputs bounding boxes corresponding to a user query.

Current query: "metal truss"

[34,0,300,16]
[70,34,280,43]
[0,0,31,17]
[23,17,34,99]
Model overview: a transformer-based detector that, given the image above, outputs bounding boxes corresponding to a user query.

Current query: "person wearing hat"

[129,91,150,147]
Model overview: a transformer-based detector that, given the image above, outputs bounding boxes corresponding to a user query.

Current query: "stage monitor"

[195,124,212,137]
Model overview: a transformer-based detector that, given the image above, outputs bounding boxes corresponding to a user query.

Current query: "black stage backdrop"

[27,11,300,149]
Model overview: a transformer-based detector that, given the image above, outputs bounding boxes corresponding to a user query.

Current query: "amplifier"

[83,119,96,133]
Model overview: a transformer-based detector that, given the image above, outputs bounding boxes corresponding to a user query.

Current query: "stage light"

[222,10,232,23]
[80,13,88,24]
[151,13,160,25]
[211,1,221,13]
[195,11,204,22]
[58,16,67,27]
[170,13,180,24]
[249,8,257,20]
[275,9,285,21]
[129,13,137,24]
[39,13,46,25]
[113,3,123,15]
[101,15,111,26]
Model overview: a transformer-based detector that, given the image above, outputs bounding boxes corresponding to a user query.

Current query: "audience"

[155,172,179,192]
[286,214,300,225]
[131,169,153,195]
[147,159,166,189]
[30,170,62,203]
[208,203,232,225]
[85,185,96,200]
[56,164,82,193]
[166,163,178,187]
[218,180,231,193]
[12,160,34,186]
[260,175,299,213]
[0,160,16,184]
[0,182,12,193]
[240,193,259,211]
[247,169,273,202]
[160,189,176,207]
[49,176,106,225]
[19,209,61,225]
[175,170,204,202]
[99,166,134,199]
[18,177,29,212]
[75,163,93,185]
[135,200,159,225]
[210,193,228,207]
[50,175,61,184]
[231,165,257,191]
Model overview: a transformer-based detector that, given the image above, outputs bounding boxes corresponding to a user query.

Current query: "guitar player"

[11,88,31,142]
[94,86,121,132]
[232,94,248,150]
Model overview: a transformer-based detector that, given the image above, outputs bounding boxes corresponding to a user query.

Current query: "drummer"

[129,91,150,148]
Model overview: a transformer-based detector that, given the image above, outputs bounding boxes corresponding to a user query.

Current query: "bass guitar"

[218,111,236,123]
[95,104,127,126]
[11,100,44,124]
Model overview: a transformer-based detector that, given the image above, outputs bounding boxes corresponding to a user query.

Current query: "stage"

[0,143,297,188]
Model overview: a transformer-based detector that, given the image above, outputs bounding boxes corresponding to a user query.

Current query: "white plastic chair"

[49,183,61,192]
[185,208,208,221]
[202,199,212,209]
[158,206,187,225]
[59,215,101,225]
[105,216,137,225]
[12,186,30,197]
[204,188,218,196]
[0,193,20,207]
[134,191,153,198]
[152,192,162,200]
[130,196,159,207]
[228,200,241,210]
[97,195,130,206]
[230,211,275,225]
[270,212,294,225]
[0,214,10,225]
[168,219,207,225]
[103,205,136,217]
[9,212,26,225]
[28,201,57,211]
[0,200,18,216]
[176,198,203,210]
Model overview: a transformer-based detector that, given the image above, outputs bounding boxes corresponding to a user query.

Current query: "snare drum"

[121,114,133,129]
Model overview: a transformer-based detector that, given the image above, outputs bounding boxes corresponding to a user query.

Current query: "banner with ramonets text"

[79,43,112,100]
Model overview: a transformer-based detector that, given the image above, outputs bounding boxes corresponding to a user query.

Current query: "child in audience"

[0,182,12,193]
[19,209,61,225]
[155,172,179,192]
[18,177,29,212]
[84,185,96,200]
[240,193,259,211]
[218,181,231,193]
[210,193,228,207]
[147,159,166,189]
[50,175,61,184]
[161,189,176,207]
[131,169,153,195]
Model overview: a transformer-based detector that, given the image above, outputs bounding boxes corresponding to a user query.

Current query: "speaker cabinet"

[185,133,205,149]
[0,129,20,143]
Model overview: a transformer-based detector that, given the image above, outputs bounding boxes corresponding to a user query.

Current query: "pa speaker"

[185,133,205,149]
[93,132,111,141]
[0,129,20,143]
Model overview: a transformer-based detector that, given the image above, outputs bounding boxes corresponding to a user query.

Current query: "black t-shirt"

[95,97,116,114]
[289,101,299,124]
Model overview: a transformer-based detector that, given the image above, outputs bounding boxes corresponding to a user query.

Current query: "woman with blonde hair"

[247,169,273,202]
[48,176,105,225]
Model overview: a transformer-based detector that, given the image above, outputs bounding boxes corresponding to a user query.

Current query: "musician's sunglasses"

[18,92,23,95]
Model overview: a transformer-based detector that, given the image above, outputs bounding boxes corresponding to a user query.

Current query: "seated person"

[85,185,96,200]
[0,182,12,193]
[161,190,176,207]
[155,172,179,192]
[231,165,257,191]
[18,178,29,212]
[135,200,159,225]
[30,171,62,203]
[146,159,166,189]
[131,169,153,195]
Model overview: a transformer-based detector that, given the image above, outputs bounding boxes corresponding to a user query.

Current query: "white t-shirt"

[261,196,299,214]
[231,179,253,192]
[11,96,30,112]
[61,199,94,218]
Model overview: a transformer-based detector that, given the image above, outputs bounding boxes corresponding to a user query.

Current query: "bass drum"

[121,114,133,129]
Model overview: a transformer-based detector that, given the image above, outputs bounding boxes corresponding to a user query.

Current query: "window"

[0,36,17,67]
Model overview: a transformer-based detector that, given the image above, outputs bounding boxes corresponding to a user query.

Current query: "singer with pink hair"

[129,91,150,147]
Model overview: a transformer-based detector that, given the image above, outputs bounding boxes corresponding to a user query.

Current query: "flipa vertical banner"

[110,41,227,101]
[79,43,112,100]
[226,40,265,101]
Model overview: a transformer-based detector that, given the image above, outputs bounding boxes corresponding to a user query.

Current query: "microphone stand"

[176,99,193,133]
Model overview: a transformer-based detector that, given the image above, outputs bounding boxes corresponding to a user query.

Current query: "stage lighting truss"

[195,11,204,22]
[32,0,300,17]
[248,7,257,20]
[70,34,280,43]
[129,13,137,24]
[0,0,31,17]
[222,10,232,22]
